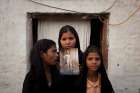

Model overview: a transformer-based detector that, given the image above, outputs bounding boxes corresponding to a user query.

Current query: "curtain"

[37,17,91,51]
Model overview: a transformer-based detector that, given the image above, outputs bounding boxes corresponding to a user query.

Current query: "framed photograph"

[59,48,79,75]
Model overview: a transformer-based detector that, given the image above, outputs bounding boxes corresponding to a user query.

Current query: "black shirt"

[22,68,62,93]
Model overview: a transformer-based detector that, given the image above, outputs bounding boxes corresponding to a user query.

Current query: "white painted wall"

[0,0,140,93]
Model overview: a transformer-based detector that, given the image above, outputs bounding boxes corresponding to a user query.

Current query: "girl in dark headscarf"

[81,45,114,93]
[22,39,61,93]
[58,25,84,93]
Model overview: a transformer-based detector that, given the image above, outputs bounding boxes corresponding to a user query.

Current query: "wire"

[102,0,118,12]
[98,3,140,26]
[98,16,107,24]
[30,0,80,13]
[109,4,140,26]
[30,0,140,26]
[30,0,117,13]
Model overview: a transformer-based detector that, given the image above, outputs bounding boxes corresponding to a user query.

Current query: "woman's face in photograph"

[60,32,76,49]
[41,45,58,65]
[86,52,101,72]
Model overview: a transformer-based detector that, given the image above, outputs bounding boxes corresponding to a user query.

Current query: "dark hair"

[82,45,114,93]
[29,39,56,87]
[58,25,81,51]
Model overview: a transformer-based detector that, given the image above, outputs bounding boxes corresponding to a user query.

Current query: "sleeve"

[22,72,33,93]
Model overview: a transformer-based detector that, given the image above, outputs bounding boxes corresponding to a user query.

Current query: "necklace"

[87,74,101,93]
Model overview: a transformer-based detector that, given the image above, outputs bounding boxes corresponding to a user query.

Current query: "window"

[27,13,109,68]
